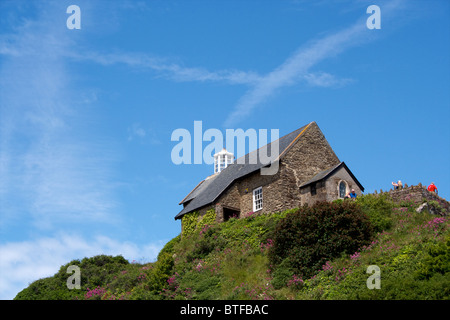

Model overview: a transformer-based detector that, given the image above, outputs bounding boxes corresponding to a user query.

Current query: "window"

[253,187,263,211]
[339,181,347,198]
[310,183,316,196]
[215,152,233,173]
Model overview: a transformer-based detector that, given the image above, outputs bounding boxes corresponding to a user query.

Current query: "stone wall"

[375,183,449,213]
[236,169,282,217]
[214,122,342,220]
[325,166,363,201]
[299,180,327,206]
[215,165,288,220]
[299,166,363,206]
[215,183,245,222]
[282,122,341,186]
[278,122,341,209]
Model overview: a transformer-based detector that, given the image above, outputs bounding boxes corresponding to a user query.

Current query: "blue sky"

[0,0,449,299]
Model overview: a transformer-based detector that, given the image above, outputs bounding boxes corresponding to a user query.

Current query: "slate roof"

[299,161,365,192]
[175,122,312,220]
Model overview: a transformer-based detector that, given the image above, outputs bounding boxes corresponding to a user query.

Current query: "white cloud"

[127,123,162,145]
[65,39,358,129]
[303,72,354,88]
[67,50,263,85]
[0,234,166,300]
[0,6,167,302]
[0,3,120,230]
[222,21,368,127]
[127,122,147,141]
[222,0,405,127]
[0,1,406,133]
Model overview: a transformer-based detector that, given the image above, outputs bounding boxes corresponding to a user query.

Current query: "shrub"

[415,236,450,280]
[186,231,227,262]
[14,254,130,300]
[176,271,222,300]
[269,201,374,281]
[158,235,181,260]
[14,276,77,300]
[355,194,394,232]
[147,252,174,291]
[270,258,294,290]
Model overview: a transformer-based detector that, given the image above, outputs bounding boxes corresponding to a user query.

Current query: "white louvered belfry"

[214,148,234,174]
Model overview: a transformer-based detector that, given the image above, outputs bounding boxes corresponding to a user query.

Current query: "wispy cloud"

[127,123,147,141]
[0,39,264,86]
[0,4,119,230]
[127,122,161,145]
[223,21,368,127]
[223,0,405,127]
[65,40,355,128]
[303,72,354,88]
[0,5,167,300]
[0,1,405,132]
[68,50,263,85]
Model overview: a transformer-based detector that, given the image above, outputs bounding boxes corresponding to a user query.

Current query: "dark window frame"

[310,183,317,196]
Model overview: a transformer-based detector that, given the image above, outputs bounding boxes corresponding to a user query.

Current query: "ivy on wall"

[182,208,216,238]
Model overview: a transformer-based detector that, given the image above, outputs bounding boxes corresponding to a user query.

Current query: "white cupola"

[214,148,234,174]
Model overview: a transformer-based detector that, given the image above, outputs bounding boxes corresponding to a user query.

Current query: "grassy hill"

[14,194,449,300]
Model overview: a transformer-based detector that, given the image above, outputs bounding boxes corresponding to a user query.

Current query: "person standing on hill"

[427,182,438,193]
[392,180,402,190]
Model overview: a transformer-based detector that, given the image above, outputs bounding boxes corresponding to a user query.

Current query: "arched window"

[339,181,347,198]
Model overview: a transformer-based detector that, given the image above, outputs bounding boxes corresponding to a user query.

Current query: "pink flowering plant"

[259,238,274,253]
[287,275,304,290]
[84,286,130,300]
[19,193,447,301]
[229,282,274,300]
[322,261,333,272]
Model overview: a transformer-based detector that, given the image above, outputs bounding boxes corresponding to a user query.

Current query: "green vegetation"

[354,194,394,232]
[181,208,216,238]
[268,201,373,286]
[15,195,450,300]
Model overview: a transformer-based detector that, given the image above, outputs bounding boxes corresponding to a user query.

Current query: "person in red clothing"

[427,182,438,193]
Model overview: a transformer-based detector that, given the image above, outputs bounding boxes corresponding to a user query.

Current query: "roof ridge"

[275,121,314,162]
[299,161,364,192]
[232,121,314,165]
